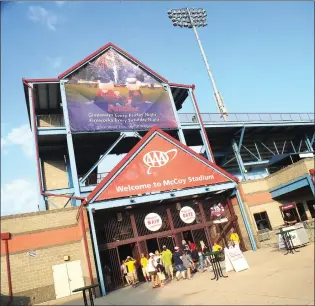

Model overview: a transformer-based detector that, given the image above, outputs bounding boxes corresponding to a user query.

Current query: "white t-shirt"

[147,257,156,272]
[154,255,162,266]
[121,264,127,274]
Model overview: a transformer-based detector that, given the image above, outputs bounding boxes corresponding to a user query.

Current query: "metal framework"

[221,126,315,179]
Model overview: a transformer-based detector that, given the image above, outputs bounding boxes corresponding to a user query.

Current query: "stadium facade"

[1,42,314,305]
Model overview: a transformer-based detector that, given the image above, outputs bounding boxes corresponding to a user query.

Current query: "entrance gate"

[95,197,244,292]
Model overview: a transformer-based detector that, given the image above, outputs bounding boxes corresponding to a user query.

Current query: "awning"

[280,203,296,211]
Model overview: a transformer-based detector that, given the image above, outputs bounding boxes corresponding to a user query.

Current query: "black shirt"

[173,251,183,265]
[284,214,296,222]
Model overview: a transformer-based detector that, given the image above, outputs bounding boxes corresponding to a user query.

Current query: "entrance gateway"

[83,127,251,295]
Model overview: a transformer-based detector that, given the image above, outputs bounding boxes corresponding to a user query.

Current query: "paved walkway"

[44,244,314,305]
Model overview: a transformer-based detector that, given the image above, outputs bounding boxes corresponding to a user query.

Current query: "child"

[156,257,166,287]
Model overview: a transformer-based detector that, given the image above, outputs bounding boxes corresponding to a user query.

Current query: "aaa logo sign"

[143,149,177,174]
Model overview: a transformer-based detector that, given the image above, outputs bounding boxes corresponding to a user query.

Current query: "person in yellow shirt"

[140,253,150,282]
[161,245,174,280]
[229,228,240,246]
[212,242,222,252]
[125,256,137,287]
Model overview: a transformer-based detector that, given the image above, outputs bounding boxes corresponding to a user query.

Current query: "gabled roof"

[58,42,169,82]
[85,127,238,205]
[23,43,193,88]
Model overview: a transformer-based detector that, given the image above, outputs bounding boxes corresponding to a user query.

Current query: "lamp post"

[168,8,228,121]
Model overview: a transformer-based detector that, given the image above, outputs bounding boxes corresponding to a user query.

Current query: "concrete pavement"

[41,243,314,305]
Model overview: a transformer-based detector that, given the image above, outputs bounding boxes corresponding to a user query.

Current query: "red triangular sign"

[92,129,234,202]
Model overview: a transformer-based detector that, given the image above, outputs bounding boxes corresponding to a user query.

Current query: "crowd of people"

[121,229,240,289]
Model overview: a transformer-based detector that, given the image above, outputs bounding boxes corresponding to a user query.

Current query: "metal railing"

[36,112,313,128]
[79,172,109,186]
[179,112,314,124]
[37,114,65,128]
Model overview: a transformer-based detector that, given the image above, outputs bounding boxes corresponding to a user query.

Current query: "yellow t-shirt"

[125,260,136,273]
[140,257,148,268]
[230,233,240,243]
[161,249,172,266]
[212,244,222,252]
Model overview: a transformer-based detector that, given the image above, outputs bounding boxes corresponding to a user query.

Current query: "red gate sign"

[144,213,162,231]
[280,203,296,211]
[210,203,225,217]
[179,206,196,224]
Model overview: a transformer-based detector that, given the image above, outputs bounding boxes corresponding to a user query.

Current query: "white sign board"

[179,206,196,224]
[144,213,162,231]
[224,247,249,273]
[224,248,234,273]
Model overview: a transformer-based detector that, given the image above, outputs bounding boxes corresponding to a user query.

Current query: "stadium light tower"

[168,8,228,121]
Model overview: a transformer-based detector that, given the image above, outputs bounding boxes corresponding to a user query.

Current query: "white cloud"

[2,124,34,158]
[46,56,63,69]
[1,179,40,216]
[1,137,7,149]
[28,5,61,31]
[55,1,65,7]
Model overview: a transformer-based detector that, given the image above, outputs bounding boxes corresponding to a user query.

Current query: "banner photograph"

[65,49,178,132]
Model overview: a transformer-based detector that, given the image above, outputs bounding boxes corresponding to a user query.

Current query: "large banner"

[65,49,178,132]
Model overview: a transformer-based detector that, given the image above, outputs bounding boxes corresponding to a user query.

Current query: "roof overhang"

[84,126,238,206]
[87,181,236,211]
[22,43,194,125]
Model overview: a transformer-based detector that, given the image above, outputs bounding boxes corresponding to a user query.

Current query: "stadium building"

[1,42,314,305]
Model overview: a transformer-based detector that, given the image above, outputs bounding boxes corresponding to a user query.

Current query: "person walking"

[140,253,150,282]
[154,250,162,287]
[121,260,130,286]
[182,249,194,279]
[229,228,240,247]
[173,246,186,281]
[125,256,137,287]
[161,245,174,280]
[197,247,207,272]
[147,253,158,288]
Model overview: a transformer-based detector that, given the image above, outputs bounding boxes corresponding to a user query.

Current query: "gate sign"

[179,206,196,224]
[144,213,162,231]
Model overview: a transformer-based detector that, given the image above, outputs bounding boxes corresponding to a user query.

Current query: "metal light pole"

[168,8,228,121]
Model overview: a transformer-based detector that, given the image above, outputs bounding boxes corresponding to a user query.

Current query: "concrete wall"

[0,207,98,305]
[238,158,315,234]
[268,158,314,190]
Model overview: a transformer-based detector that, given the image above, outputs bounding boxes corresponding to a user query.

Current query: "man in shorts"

[173,246,186,281]
[147,253,158,288]
[125,256,137,287]
[161,245,173,280]
[140,253,150,282]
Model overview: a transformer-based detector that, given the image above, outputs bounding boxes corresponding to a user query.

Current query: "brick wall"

[231,196,261,251]
[42,160,69,191]
[1,207,78,234]
[1,207,99,305]
[267,157,314,190]
[1,242,82,305]
[238,158,315,236]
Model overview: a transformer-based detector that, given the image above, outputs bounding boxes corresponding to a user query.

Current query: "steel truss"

[220,128,314,180]
[79,132,142,186]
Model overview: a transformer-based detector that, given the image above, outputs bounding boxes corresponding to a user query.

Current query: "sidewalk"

[42,244,314,305]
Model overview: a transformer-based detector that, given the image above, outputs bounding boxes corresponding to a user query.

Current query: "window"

[253,211,272,230]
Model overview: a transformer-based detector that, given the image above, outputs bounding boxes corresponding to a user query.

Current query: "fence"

[179,112,314,124]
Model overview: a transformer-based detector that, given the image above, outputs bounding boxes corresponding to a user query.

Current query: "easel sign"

[224,247,249,273]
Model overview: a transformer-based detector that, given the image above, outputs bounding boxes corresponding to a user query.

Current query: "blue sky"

[1,1,313,216]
